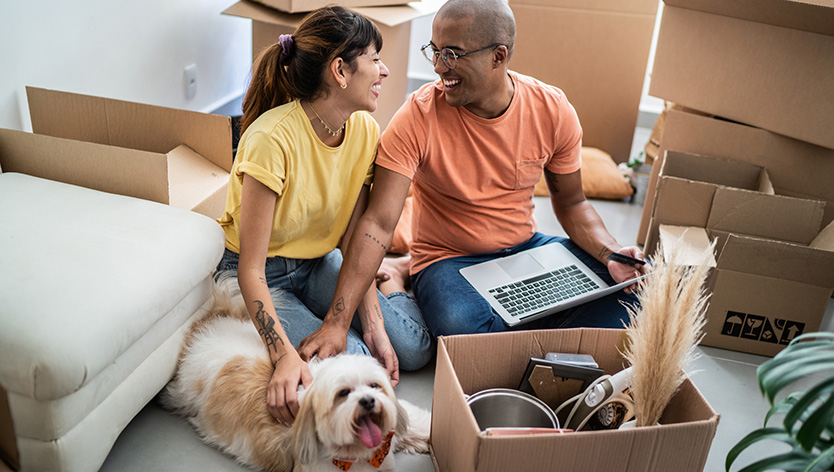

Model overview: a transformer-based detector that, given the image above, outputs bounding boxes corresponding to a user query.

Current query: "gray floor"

[100,128,834,472]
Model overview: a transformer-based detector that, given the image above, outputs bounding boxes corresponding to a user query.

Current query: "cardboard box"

[249,0,408,14]
[649,0,834,151]
[431,329,719,472]
[637,109,834,245]
[645,150,834,356]
[222,0,438,131]
[509,0,659,163]
[657,223,834,357]
[5,87,232,219]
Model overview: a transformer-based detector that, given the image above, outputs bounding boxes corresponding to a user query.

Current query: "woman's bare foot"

[376,255,411,296]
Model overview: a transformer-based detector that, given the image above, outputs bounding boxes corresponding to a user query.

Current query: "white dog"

[162,278,431,472]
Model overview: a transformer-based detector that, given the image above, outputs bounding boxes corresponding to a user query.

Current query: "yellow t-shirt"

[218,100,378,259]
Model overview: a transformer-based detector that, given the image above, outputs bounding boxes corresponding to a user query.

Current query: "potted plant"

[726,332,834,472]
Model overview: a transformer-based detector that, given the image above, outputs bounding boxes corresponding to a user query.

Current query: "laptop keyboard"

[488,265,600,317]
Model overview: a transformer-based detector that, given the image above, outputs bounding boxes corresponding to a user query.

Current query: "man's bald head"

[436,0,516,56]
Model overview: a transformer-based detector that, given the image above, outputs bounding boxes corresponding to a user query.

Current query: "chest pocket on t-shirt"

[515,157,548,190]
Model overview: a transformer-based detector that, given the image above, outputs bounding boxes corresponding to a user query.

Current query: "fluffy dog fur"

[162,277,431,472]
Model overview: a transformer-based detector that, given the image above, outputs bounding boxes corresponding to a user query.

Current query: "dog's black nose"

[359,396,375,411]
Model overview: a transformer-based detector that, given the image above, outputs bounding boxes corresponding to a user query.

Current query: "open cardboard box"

[431,329,719,472]
[637,109,834,245]
[658,222,834,357]
[509,0,659,163]
[222,0,438,131]
[649,0,834,151]
[0,87,232,219]
[249,0,410,14]
[646,151,834,356]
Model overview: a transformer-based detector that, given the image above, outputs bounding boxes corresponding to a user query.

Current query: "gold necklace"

[308,102,344,137]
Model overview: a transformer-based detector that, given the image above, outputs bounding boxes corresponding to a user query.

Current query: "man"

[298,0,649,358]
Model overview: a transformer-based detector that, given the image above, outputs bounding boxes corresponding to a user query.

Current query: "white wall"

[0,0,252,132]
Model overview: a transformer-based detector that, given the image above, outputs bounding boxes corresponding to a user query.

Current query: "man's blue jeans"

[411,233,638,336]
[216,248,434,371]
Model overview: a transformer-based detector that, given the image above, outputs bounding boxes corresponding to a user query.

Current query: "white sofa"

[0,172,225,471]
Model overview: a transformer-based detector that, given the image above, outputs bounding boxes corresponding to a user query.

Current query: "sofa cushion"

[0,173,225,401]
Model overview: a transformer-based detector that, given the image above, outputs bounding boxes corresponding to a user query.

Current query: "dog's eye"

[369,382,379,389]
[338,388,351,397]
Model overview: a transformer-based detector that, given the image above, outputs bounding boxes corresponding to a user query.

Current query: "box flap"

[167,144,229,212]
[662,0,834,37]
[717,234,834,287]
[659,225,717,267]
[707,187,825,245]
[757,169,775,194]
[653,176,716,227]
[248,0,414,14]
[432,337,480,472]
[661,151,768,191]
[509,0,659,15]
[811,219,834,250]
[223,0,437,28]
[0,128,169,204]
[27,87,233,173]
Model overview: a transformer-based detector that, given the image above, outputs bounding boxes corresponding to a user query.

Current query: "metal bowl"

[466,388,559,431]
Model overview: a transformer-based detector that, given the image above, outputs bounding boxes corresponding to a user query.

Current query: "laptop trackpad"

[498,253,543,279]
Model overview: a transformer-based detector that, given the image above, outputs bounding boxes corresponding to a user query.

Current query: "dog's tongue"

[357,415,382,448]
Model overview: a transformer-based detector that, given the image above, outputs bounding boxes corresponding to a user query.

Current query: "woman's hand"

[267,351,312,424]
[606,246,651,293]
[363,326,400,387]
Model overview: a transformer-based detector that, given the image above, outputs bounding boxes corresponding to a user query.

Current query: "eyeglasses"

[420,43,504,70]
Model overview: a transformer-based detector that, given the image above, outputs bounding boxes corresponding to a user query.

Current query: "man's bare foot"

[376,255,411,296]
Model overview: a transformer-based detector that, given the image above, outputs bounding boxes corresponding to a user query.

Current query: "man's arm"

[298,166,412,360]
[544,168,648,285]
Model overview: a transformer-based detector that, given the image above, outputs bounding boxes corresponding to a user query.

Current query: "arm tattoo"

[545,172,560,193]
[598,247,613,260]
[254,300,284,354]
[273,353,287,366]
[332,297,346,317]
[373,304,383,321]
[259,276,267,285]
[364,232,388,251]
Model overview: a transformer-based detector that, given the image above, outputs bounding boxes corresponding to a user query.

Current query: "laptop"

[460,243,647,327]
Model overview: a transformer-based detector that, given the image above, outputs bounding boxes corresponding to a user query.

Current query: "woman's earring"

[341,82,347,89]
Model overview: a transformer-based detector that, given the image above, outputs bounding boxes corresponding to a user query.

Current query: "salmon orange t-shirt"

[376,71,582,274]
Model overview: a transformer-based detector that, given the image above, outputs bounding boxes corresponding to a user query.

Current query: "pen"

[606,252,647,267]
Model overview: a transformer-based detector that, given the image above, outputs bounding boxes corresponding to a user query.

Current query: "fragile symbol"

[721,311,805,346]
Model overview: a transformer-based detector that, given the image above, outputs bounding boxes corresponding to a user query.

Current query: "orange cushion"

[534,147,633,200]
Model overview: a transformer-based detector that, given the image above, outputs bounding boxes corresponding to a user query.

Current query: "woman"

[215,6,433,426]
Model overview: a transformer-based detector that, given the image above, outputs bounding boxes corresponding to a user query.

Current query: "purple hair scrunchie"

[278,34,294,65]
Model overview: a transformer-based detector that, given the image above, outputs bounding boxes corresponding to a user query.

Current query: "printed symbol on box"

[778,320,805,345]
[758,318,779,344]
[722,311,745,337]
[740,314,765,341]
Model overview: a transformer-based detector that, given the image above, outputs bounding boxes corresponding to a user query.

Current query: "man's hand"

[267,351,312,424]
[298,319,349,361]
[363,326,400,387]
[606,246,651,293]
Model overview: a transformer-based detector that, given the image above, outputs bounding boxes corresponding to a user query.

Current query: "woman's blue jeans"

[411,233,638,337]
[216,248,434,371]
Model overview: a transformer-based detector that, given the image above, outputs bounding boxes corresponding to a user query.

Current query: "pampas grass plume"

[622,237,716,427]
